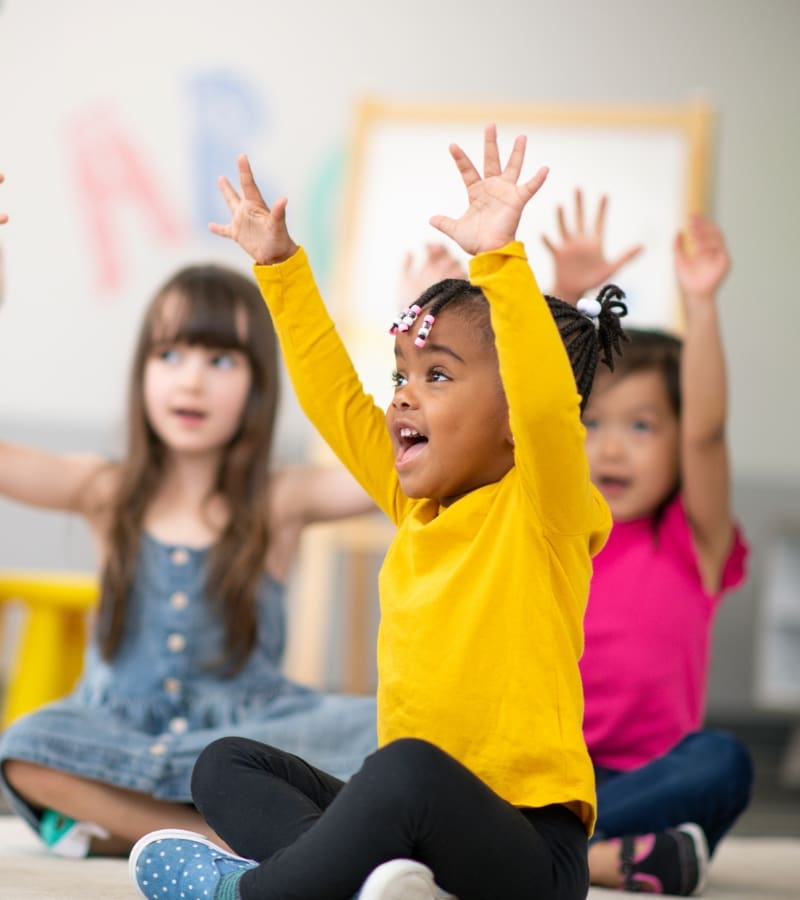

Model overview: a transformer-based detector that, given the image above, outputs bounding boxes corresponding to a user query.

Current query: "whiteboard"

[333,99,712,409]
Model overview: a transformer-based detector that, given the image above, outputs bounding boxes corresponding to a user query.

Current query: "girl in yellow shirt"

[130,126,627,900]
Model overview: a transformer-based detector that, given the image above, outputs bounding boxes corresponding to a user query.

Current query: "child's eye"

[429,368,449,383]
[391,370,407,388]
[210,351,236,369]
[158,347,181,364]
[632,420,652,432]
[583,418,599,430]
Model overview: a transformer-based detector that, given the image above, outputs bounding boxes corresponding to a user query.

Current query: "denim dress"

[0,533,378,832]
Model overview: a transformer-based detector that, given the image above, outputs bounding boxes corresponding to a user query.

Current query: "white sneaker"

[357,859,455,900]
[39,809,110,858]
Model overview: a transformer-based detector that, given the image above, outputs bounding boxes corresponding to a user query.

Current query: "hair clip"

[577,297,603,318]
[389,307,410,335]
[398,304,422,333]
[414,314,436,348]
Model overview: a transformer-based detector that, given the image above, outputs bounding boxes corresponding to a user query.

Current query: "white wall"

[1,0,798,711]
[1,0,798,481]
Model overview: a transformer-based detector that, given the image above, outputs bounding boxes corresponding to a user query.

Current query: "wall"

[0,0,798,713]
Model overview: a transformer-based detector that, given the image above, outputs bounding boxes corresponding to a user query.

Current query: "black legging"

[191,736,589,900]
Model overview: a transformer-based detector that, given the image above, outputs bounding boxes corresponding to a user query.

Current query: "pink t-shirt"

[580,495,748,770]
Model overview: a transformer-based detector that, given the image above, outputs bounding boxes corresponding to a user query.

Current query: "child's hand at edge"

[0,173,7,307]
[674,215,730,305]
[399,243,467,306]
[429,124,548,256]
[541,189,643,304]
[209,155,298,265]
[0,173,7,225]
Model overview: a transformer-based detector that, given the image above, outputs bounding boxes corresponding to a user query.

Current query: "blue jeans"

[592,729,753,854]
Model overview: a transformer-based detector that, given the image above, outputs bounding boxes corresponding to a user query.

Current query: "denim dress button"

[170,548,189,565]
[170,591,189,610]
[167,633,186,653]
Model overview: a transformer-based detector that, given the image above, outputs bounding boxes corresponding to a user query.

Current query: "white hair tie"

[577,297,603,318]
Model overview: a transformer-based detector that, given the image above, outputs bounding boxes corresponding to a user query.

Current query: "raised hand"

[0,173,7,225]
[674,215,730,301]
[541,189,643,304]
[398,243,467,306]
[209,155,298,265]
[429,124,548,256]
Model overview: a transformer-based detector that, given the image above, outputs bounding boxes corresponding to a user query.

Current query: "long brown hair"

[97,264,279,674]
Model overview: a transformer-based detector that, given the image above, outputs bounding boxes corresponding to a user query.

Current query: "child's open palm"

[674,215,730,300]
[209,155,298,265]
[542,189,643,304]
[430,124,548,256]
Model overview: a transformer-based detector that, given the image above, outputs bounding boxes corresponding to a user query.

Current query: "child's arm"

[675,216,734,593]
[1,173,7,306]
[541,189,643,304]
[275,463,376,526]
[0,180,110,519]
[431,127,605,537]
[210,157,403,520]
[266,463,379,583]
[0,442,110,517]
[0,172,7,225]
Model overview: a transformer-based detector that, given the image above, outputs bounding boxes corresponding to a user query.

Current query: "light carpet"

[0,817,796,899]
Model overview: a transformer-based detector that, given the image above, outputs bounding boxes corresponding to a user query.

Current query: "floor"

[1,718,798,899]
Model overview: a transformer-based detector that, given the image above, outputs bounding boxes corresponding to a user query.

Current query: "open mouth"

[396,426,428,467]
[598,475,630,493]
[172,407,207,424]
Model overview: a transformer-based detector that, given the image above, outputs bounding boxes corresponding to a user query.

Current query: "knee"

[682,730,754,807]
[687,731,753,779]
[191,737,248,807]
[362,738,456,802]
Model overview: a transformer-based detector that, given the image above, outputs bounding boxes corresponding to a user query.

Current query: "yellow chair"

[0,571,97,728]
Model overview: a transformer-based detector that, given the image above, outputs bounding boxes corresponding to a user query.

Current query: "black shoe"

[621,823,708,895]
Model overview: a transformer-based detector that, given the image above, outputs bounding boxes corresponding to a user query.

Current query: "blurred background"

[0,0,798,833]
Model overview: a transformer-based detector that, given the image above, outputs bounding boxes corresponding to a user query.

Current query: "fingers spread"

[557,205,569,239]
[429,213,456,239]
[218,175,241,213]
[574,188,585,233]
[449,143,481,189]
[593,194,608,236]
[519,165,548,202]
[503,134,527,182]
[238,154,269,208]
[612,244,644,270]
[483,123,501,177]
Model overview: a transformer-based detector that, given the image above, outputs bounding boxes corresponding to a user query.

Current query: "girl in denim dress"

[0,202,378,858]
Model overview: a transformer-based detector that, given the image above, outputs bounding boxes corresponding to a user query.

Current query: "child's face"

[583,368,680,522]
[143,295,253,461]
[386,308,514,505]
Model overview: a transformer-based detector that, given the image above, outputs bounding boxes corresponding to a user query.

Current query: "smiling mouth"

[396,426,428,467]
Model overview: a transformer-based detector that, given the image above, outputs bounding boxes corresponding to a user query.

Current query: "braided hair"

[402,279,628,410]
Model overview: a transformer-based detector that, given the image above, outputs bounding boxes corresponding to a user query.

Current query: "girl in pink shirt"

[545,195,752,895]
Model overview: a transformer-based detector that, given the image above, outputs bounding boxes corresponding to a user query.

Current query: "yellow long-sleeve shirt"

[254,242,610,832]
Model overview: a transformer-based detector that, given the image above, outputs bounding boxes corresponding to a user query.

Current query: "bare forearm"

[681,296,727,447]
